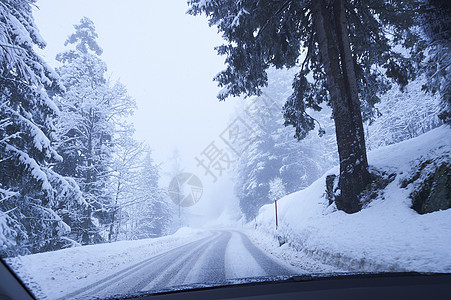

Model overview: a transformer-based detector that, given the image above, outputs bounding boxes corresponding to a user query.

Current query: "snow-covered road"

[57,230,301,299]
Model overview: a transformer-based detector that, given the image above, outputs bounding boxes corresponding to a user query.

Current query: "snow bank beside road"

[251,125,451,273]
[6,227,210,299]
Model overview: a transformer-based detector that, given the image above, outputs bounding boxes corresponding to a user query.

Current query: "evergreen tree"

[420,0,450,124]
[108,125,145,242]
[188,0,425,213]
[234,128,279,219]
[54,18,134,244]
[234,69,337,220]
[129,151,171,239]
[366,75,442,150]
[268,177,286,202]
[0,0,82,256]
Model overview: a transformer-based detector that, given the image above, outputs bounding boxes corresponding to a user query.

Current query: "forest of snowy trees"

[232,68,338,220]
[1,0,450,258]
[0,2,172,257]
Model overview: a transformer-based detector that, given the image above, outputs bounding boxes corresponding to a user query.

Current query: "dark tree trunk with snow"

[312,0,370,213]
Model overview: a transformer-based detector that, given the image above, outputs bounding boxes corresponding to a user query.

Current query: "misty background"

[33,0,241,224]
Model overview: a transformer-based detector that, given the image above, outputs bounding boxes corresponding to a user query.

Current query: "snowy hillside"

[249,125,451,273]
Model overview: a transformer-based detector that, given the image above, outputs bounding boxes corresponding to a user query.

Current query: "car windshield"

[1,0,450,299]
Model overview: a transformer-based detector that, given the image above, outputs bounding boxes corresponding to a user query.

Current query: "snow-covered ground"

[249,125,451,273]
[6,227,209,299]
[5,227,308,299]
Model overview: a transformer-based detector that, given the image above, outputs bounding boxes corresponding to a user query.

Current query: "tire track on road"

[236,231,297,276]
[135,232,222,291]
[60,230,298,299]
[59,232,217,299]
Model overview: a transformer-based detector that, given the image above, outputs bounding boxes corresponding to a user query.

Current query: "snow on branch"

[4,144,53,194]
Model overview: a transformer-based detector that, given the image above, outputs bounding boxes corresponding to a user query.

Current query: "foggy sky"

[33,0,240,222]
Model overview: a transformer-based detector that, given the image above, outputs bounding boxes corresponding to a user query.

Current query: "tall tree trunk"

[108,179,121,242]
[82,109,94,244]
[312,0,370,213]
[81,206,92,244]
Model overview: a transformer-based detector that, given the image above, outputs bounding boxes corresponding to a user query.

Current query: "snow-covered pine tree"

[130,151,171,239]
[108,125,145,242]
[188,0,426,213]
[233,69,337,220]
[366,76,442,150]
[268,177,286,202]
[54,18,134,244]
[234,125,279,220]
[0,0,83,256]
[420,0,450,124]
